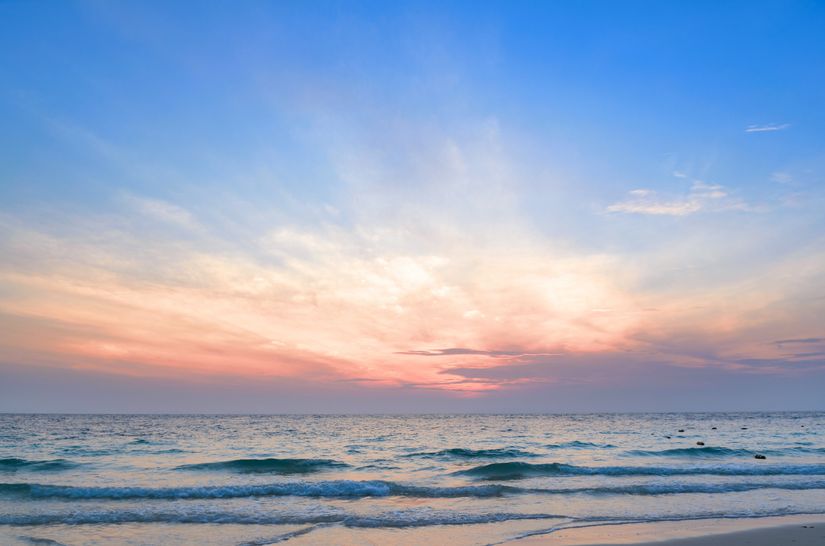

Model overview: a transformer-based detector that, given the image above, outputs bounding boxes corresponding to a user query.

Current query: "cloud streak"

[607,181,754,216]
[745,123,791,133]
[396,348,561,358]
[773,337,824,346]
[121,194,200,230]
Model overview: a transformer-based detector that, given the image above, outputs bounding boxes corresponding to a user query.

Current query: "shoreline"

[504,514,825,545]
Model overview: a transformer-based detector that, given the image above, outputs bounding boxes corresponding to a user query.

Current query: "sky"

[1,1,824,413]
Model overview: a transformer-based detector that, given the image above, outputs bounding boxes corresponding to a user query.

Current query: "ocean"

[1,413,823,545]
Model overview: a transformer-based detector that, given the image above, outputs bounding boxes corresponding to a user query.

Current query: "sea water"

[0,413,823,545]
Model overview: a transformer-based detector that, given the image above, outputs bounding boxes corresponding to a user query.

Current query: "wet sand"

[508,514,825,545]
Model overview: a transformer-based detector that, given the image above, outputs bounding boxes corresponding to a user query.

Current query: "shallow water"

[0,413,823,545]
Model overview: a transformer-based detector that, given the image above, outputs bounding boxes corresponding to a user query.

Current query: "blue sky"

[1,1,824,412]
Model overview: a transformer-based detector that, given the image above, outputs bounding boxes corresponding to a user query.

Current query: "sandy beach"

[508,514,825,545]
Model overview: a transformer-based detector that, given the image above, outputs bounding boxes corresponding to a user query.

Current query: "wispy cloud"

[0,212,638,392]
[745,123,790,133]
[771,171,793,184]
[397,348,561,358]
[773,337,824,346]
[607,181,754,216]
[2,104,820,400]
[121,194,199,230]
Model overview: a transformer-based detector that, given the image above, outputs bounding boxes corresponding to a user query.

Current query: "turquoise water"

[1,413,823,545]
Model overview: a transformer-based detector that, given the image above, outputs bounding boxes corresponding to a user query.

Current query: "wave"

[176,458,347,474]
[0,458,76,472]
[4,478,825,501]
[572,480,825,496]
[0,480,518,500]
[456,461,825,480]
[628,446,825,458]
[2,505,824,528]
[57,447,115,457]
[628,447,755,458]
[404,448,538,459]
[782,447,825,454]
[546,441,615,449]
[0,508,561,527]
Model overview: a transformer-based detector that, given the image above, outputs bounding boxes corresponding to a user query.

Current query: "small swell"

[628,447,754,458]
[540,480,825,496]
[546,441,615,449]
[629,446,825,457]
[456,461,825,480]
[455,462,581,480]
[404,448,538,459]
[176,458,348,474]
[788,447,825,455]
[0,458,77,472]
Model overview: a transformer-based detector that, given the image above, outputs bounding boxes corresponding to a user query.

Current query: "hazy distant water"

[1,413,824,545]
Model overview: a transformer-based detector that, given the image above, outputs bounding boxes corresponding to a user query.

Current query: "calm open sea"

[1,413,824,545]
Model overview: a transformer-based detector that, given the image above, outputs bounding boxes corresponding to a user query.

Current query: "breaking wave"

[0,508,562,527]
[3,479,825,501]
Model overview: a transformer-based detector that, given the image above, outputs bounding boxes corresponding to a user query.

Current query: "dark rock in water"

[754,454,766,460]
[678,429,685,433]
[696,441,705,446]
